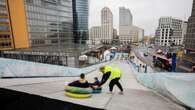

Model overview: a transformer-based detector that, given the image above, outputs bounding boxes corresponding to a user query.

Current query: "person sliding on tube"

[99,66,124,94]
[68,73,90,88]
[68,74,99,90]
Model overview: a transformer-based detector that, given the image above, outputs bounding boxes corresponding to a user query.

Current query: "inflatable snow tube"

[92,87,102,94]
[65,86,92,94]
[65,92,92,99]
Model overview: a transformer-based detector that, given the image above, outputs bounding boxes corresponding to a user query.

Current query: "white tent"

[79,55,88,61]
[110,47,117,50]
[104,50,110,56]
[157,49,162,53]
[103,50,111,61]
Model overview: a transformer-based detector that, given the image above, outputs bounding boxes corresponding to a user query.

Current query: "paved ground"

[0,60,185,110]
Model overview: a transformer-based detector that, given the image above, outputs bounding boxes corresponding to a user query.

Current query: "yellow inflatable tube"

[65,92,92,99]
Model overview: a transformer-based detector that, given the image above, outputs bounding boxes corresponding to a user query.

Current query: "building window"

[32,39,45,45]
[0,18,8,22]
[0,35,10,39]
[26,0,34,4]
[0,26,9,31]
[51,39,58,43]
[0,42,11,47]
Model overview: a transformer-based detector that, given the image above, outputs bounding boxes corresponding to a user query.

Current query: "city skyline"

[89,0,193,35]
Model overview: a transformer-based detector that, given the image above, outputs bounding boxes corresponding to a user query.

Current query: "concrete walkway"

[0,60,185,110]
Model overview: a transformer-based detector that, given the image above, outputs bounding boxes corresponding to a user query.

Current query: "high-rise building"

[101,7,113,44]
[155,17,186,46]
[0,0,93,67]
[119,7,132,27]
[182,21,188,45]
[25,0,73,47]
[0,0,74,50]
[89,7,113,44]
[89,26,102,45]
[123,26,144,43]
[113,28,118,40]
[0,0,11,50]
[119,7,132,44]
[185,0,195,51]
[138,28,144,42]
[119,7,144,44]
[72,0,88,44]
[0,0,29,50]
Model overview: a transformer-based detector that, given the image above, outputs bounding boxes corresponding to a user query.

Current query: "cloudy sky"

[89,0,193,35]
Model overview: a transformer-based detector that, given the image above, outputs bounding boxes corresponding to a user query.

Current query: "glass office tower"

[72,0,88,44]
[25,0,73,47]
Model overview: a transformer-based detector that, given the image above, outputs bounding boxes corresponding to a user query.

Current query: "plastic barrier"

[129,61,195,109]
[64,92,92,99]
[0,58,112,78]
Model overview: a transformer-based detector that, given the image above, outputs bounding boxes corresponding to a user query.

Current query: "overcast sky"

[89,0,193,35]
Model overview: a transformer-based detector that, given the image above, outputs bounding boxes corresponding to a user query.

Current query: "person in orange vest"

[99,65,123,94]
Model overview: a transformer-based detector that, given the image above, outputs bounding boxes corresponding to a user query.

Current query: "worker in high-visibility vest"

[99,65,123,94]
